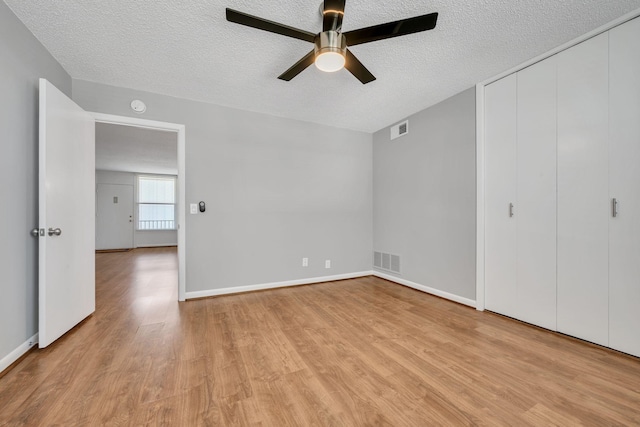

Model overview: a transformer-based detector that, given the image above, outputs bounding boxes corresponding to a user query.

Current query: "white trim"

[185,271,478,307]
[474,8,640,313]
[475,83,486,311]
[1,333,38,374]
[91,113,183,132]
[90,112,187,301]
[135,243,178,248]
[479,8,640,87]
[185,271,372,300]
[373,271,477,308]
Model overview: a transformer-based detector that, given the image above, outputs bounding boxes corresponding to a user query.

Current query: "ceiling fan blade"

[344,49,376,84]
[226,8,316,43]
[278,50,316,81]
[322,0,346,32]
[344,12,438,46]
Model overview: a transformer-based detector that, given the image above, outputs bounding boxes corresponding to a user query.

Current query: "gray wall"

[95,170,178,248]
[0,0,473,366]
[373,88,476,301]
[74,80,373,292]
[0,3,72,360]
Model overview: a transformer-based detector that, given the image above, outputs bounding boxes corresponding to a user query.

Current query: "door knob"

[48,227,62,236]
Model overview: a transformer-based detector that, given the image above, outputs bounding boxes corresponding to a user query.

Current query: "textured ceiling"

[6,0,640,132]
[96,123,177,175]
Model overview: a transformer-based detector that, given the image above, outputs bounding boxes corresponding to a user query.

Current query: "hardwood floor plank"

[1,247,639,426]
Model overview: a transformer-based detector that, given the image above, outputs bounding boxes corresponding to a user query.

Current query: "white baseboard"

[185,270,477,309]
[185,271,372,300]
[372,271,477,308]
[135,244,178,248]
[1,333,38,374]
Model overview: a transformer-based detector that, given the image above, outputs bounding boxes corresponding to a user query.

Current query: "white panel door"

[96,184,134,250]
[556,33,609,346]
[39,79,95,348]
[609,17,640,358]
[516,58,557,331]
[484,74,518,318]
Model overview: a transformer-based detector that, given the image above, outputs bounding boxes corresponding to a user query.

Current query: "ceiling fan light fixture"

[315,51,345,72]
[314,31,346,73]
[226,5,438,84]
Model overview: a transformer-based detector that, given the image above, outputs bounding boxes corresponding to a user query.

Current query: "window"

[137,175,176,230]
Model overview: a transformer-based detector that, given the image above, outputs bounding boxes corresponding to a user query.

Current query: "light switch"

[190,203,198,214]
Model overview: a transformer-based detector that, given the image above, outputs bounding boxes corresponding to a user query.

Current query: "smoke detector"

[130,99,146,113]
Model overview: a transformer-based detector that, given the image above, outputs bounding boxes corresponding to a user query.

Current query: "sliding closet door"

[609,17,640,357]
[484,74,517,318]
[556,33,609,346]
[516,58,557,330]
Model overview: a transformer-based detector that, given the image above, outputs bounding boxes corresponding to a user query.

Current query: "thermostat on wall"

[130,99,146,113]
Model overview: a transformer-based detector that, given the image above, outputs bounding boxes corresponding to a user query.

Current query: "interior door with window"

[38,78,95,348]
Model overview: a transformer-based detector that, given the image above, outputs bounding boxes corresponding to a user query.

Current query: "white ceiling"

[6,0,640,132]
[95,123,177,175]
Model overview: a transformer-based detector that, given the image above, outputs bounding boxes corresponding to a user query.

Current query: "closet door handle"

[612,198,618,218]
[509,203,514,218]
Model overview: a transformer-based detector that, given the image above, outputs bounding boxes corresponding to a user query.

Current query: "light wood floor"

[1,247,639,426]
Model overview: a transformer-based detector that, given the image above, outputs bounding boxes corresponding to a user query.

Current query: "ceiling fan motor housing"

[314,31,346,57]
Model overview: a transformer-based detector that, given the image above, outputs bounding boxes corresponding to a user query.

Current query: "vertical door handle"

[612,198,618,218]
[509,203,514,218]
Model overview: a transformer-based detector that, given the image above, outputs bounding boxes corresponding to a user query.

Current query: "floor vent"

[373,251,401,274]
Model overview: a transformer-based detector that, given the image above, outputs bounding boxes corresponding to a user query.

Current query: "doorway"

[91,113,186,301]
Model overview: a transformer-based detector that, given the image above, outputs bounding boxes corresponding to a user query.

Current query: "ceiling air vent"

[390,120,409,140]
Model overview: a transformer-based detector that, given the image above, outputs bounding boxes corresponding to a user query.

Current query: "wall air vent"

[373,251,401,274]
[390,120,409,140]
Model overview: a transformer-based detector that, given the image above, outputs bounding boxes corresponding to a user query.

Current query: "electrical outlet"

[302,257,309,267]
[325,260,331,269]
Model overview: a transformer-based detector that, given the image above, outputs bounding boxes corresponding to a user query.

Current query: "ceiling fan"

[226,1,438,84]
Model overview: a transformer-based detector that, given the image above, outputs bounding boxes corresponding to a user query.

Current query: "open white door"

[38,79,95,348]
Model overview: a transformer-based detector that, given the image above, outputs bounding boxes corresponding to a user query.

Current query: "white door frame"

[91,112,187,301]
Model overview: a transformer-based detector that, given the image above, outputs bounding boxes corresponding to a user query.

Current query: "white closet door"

[484,74,518,318]
[609,17,640,358]
[557,33,609,346]
[516,58,557,331]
